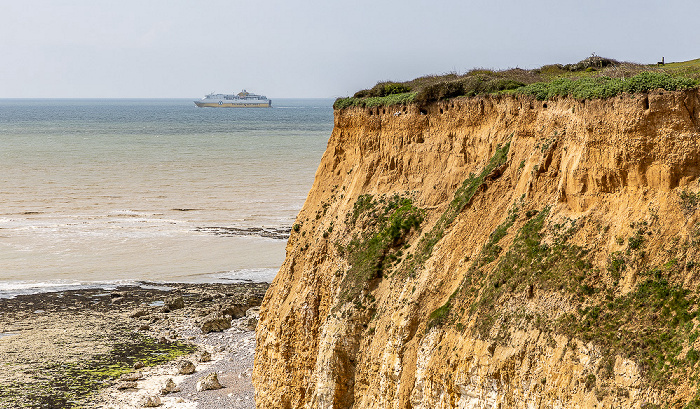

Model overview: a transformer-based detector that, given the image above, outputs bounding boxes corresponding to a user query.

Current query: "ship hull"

[194,101,272,108]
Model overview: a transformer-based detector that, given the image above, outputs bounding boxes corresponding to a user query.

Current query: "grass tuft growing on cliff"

[340,194,423,302]
[561,273,698,386]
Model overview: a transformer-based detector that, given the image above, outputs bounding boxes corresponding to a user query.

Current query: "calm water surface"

[0,98,333,297]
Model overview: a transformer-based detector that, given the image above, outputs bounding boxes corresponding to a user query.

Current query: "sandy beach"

[0,282,267,408]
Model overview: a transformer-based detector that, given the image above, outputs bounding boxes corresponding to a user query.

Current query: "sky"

[1,0,699,98]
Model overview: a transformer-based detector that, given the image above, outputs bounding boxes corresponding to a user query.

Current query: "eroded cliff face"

[254,90,700,408]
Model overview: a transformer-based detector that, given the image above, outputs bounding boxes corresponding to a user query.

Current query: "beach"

[0,282,267,408]
[0,98,332,407]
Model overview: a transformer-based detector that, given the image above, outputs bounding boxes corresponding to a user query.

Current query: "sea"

[0,98,334,298]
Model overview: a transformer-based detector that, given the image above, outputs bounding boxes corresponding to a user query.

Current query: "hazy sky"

[1,0,699,98]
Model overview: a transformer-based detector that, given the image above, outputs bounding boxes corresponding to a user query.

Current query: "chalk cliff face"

[254,90,700,408]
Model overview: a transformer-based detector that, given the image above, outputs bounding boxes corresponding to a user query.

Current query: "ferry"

[194,90,271,108]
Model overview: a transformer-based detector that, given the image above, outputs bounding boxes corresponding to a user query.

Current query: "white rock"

[160,378,180,395]
[177,359,196,375]
[141,395,161,407]
[196,372,223,391]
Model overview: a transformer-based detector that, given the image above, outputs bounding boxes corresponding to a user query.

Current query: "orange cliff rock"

[254,90,700,408]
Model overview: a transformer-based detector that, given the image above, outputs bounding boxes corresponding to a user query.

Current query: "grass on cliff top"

[333,56,700,109]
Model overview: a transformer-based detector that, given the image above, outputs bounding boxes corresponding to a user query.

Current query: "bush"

[414,76,524,106]
[354,81,411,98]
[333,92,415,110]
[516,72,698,101]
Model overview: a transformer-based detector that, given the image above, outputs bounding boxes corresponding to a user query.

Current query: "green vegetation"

[561,273,697,386]
[516,71,697,101]
[413,76,524,106]
[427,300,453,330]
[340,194,423,302]
[353,81,411,98]
[333,92,415,110]
[476,208,594,317]
[681,190,700,214]
[608,252,626,283]
[475,203,520,268]
[334,56,700,109]
[0,333,195,408]
[427,202,698,388]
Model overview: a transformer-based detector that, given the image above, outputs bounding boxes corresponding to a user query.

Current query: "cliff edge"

[254,89,700,408]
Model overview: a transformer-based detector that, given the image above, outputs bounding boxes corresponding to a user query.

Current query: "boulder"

[165,296,185,310]
[198,350,212,362]
[129,309,149,319]
[220,303,247,319]
[196,372,223,392]
[141,395,161,407]
[200,314,231,333]
[246,295,264,307]
[241,306,260,330]
[177,359,196,375]
[119,371,143,382]
[160,378,180,395]
[246,306,261,318]
[160,295,185,312]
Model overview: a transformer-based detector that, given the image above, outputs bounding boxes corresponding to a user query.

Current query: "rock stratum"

[254,90,700,408]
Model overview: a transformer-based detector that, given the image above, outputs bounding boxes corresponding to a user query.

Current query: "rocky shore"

[0,282,267,408]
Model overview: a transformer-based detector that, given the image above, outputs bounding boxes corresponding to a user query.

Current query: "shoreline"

[0,282,268,408]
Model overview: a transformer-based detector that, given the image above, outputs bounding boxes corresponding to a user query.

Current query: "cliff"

[254,89,700,408]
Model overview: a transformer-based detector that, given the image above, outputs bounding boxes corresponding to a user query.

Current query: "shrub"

[516,71,698,101]
[354,81,411,98]
[414,76,524,106]
[334,92,416,110]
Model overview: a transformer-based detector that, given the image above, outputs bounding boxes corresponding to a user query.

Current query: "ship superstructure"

[194,90,272,108]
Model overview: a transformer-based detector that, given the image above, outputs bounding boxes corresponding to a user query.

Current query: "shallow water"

[0,98,333,296]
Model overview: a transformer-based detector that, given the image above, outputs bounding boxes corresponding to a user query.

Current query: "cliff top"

[335,56,700,109]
